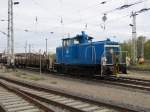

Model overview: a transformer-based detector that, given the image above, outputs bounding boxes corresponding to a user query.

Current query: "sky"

[0,0,150,53]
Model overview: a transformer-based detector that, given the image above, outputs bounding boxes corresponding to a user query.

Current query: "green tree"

[144,39,150,60]
[137,36,146,58]
[121,39,132,57]
[121,36,150,60]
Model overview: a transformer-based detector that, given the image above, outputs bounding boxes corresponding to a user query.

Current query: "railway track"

[106,76,150,85]
[52,72,150,92]
[23,67,150,86]
[0,81,54,112]
[18,67,150,92]
[0,76,136,112]
[56,73,150,92]
[19,68,150,93]
[101,76,150,91]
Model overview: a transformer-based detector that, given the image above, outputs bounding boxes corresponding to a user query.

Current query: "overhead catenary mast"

[10,0,14,66]
[130,12,138,64]
[45,38,48,55]
[29,44,31,53]
[130,7,150,64]
[7,0,19,66]
[25,40,28,58]
[7,0,11,65]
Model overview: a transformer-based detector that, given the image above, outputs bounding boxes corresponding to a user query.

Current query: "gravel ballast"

[0,68,150,112]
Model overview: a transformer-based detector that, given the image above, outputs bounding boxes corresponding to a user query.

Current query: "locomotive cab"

[101,41,127,76]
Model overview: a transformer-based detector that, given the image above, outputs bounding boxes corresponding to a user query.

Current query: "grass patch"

[29,75,45,81]
[13,70,45,81]
[136,63,150,69]
[50,81,57,84]
[14,73,22,77]
[14,71,22,77]
[130,63,150,71]
[0,68,45,81]
[22,72,27,75]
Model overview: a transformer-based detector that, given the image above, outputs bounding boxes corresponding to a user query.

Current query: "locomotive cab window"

[73,39,79,44]
[62,39,70,47]
[62,38,80,46]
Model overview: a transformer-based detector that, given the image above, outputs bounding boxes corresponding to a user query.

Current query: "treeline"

[121,36,150,60]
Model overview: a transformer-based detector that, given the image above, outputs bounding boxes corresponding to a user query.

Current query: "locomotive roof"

[61,31,119,45]
[62,31,93,42]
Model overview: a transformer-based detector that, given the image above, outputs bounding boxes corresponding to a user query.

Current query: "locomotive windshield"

[62,31,90,47]
[62,39,70,47]
[62,38,80,47]
[104,45,122,65]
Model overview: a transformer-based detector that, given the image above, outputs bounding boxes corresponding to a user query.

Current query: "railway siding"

[0,86,42,112]
[0,77,136,112]
[0,73,150,112]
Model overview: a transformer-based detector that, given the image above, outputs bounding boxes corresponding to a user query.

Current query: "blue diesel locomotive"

[56,31,127,76]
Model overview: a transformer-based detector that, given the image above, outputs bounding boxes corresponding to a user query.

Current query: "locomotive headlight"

[102,57,107,65]
[110,48,113,54]
[104,57,107,62]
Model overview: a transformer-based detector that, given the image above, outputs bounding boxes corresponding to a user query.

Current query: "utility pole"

[25,40,27,57]
[45,38,47,55]
[39,49,41,75]
[7,0,19,66]
[7,0,11,65]
[130,12,138,64]
[25,41,27,53]
[28,44,31,53]
[130,8,150,64]
[10,0,14,66]
[141,38,144,58]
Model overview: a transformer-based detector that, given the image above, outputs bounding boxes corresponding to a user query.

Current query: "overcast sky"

[0,0,150,53]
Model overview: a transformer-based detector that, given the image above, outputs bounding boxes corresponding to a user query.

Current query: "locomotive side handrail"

[100,50,127,76]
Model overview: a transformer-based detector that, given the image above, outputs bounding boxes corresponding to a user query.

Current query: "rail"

[0,75,136,112]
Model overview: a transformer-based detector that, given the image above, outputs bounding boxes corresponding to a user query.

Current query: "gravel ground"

[0,68,150,112]
[120,70,150,80]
